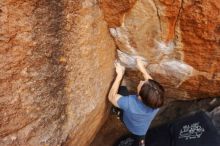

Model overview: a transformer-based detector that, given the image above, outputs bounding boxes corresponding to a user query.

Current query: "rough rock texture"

[0,0,115,146]
[1,0,220,146]
[100,0,137,27]
[102,0,220,99]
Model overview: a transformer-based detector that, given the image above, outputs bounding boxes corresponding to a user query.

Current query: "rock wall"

[0,0,115,146]
[0,0,220,146]
[102,0,220,99]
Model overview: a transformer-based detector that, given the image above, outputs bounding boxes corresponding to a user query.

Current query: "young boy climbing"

[108,58,165,146]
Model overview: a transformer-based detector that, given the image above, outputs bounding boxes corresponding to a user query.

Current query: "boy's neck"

[138,96,142,101]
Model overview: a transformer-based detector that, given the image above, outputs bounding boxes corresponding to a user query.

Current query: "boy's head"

[137,79,164,108]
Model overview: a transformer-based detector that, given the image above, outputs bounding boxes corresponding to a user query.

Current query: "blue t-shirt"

[117,95,159,136]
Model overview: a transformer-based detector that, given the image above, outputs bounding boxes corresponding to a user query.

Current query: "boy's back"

[118,95,159,136]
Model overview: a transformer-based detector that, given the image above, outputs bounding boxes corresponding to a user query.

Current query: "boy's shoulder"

[129,94,138,99]
[127,94,138,102]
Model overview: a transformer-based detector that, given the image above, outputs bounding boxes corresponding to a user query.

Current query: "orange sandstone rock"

[100,0,137,27]
[0,0,115,145]
[102,0,220,99]
[0,0,220,146]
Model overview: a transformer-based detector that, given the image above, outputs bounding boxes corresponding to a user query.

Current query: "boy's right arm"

[136,57,152,80]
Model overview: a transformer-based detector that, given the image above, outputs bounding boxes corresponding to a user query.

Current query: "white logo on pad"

[178,122,205,140]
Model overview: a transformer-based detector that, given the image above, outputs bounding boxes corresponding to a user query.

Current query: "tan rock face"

[0,0,115,146]
[0,0,220,145]
[102,0,220,99]
[100,0,137,27]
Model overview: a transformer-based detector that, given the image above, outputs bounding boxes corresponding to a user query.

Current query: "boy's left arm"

[108,62,125,107]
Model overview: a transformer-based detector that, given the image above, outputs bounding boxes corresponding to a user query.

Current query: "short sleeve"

[117,95,129,110]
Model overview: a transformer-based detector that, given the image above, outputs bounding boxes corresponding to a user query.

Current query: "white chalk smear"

[155,40,174,55]
[117,49,147,68]
[110,28,195,87]
[110,27,137,54]
[160,59,194,86]
[109,28,118,38]
[161,60,193,76]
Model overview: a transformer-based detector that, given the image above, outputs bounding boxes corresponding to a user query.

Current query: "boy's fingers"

[114,60,118,66]
[114,61,118,68]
